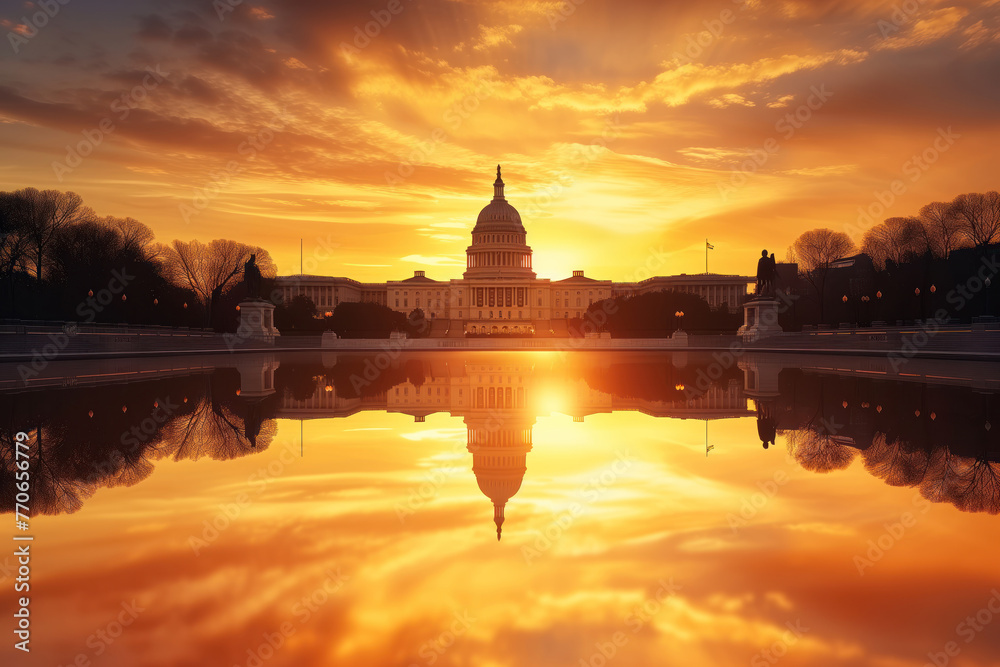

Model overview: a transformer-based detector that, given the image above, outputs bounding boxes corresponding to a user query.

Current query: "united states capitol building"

[276,167,751,336]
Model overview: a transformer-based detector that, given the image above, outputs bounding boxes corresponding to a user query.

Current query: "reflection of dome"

[468,422,533,540]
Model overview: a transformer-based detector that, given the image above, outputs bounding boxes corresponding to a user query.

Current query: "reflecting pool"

[1,351,998,667]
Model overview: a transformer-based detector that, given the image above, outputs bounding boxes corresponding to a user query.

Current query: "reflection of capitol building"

[463,362,534,540]
[277,355,750,538]
[276,167,751,336]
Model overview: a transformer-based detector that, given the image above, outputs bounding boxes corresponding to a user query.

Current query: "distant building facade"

[276,168,752,334]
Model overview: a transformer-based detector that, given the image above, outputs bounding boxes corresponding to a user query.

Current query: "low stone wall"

[2,321,999,362]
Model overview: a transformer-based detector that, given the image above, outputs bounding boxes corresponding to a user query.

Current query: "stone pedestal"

[321,331,339,347]
[237,299,279,345]
[235,354,280,398]
[739,356,781,398]
[738,298,783,342]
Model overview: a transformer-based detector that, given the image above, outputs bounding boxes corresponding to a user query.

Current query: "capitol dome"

[464,165,535,279]
[475,199,523,229]
[474,165,524,231]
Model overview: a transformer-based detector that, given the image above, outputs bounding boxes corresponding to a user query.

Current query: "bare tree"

[860,217,929,270]
[949,191,1000,249]
[918,201,965,259]
[159,239,275,324]
[0,192,33,289]
[12,189,91,281]
[789,228,856,323]
[105,216,157,260]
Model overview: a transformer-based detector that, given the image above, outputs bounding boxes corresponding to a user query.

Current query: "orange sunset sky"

[1,0,999,280]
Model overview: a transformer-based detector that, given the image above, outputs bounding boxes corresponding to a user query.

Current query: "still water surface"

[1,351,998,667]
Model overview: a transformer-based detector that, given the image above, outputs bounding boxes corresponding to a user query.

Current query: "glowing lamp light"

[842,400,849,408]
[325,311,333,317]
[842,295,848,303]
[153,298,158,305]
[122,406,127,413]
[930,412,937,420]
[876,291,883,299]
[121,294,127,301]
[674,383,685,391]
[88,289,94,297]
[914,410,921,417]
[914,288,921,296]
[183,302,188,309]
[236,305,241,311]
[88,410,94,418]
[236,389,241,396]
[930,285,936,293]
[876,405,883,413]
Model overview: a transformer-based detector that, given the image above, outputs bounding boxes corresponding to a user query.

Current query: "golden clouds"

[0,0,998,279]
[877,6,970,51]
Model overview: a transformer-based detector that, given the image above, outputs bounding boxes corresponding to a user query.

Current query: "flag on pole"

[706,240,715,250]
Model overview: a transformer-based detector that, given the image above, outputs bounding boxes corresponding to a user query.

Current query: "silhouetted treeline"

[786,191,1000,327]
[327,301,429,338]
[584,290,742,337]
[0,187,277,330]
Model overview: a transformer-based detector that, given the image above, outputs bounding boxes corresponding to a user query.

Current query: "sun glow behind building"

[277,167,753,335]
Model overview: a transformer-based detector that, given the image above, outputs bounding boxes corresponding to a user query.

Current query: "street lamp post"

[986,277,993,317]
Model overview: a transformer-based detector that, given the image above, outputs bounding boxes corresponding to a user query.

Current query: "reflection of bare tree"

[786,430,858,472]
[0,371,275,517]
[0,429,95,515]
[157,379,276,461]
[917,447,967,505]
[862,434,932,487]
[949,455,1000,514]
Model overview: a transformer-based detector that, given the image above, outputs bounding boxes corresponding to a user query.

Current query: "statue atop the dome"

[497,164,501,180]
